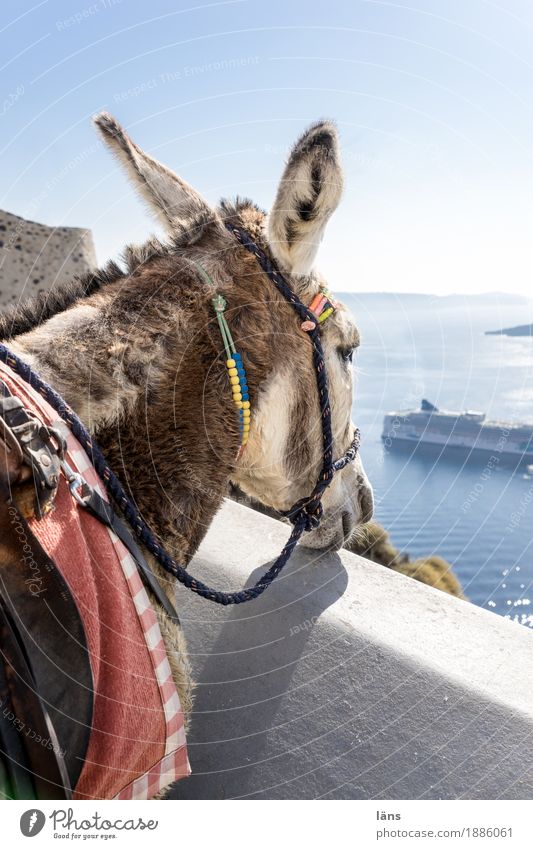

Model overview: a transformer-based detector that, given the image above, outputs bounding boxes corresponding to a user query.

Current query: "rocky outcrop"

[0,210,96,306]
[345,521,464,598]
[486,324,533,337]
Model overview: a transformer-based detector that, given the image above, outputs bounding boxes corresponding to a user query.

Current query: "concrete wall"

[1,211,530,799]
[171,499,533,800]
[0,210,96,306]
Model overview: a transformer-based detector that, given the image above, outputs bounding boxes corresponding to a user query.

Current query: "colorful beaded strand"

[212,294,251,448]
[301,286,337,332]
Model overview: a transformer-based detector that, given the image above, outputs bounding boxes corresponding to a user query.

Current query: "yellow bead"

[243,424,250,432]
[241,401,250,409]
[233,392,242,402]
[228,367,238,377]
[243,411,251,420]
[229,375,240,386]
[226,359,235,368]
[235,400,243,409]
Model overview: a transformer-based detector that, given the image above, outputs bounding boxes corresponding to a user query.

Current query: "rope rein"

[0,225,360,606]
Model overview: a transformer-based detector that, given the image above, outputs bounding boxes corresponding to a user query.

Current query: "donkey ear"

[93,112,213,233]
[267,121,343,275]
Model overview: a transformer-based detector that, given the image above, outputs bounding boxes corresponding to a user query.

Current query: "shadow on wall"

[171,545,349,800]
[230,488,464,600]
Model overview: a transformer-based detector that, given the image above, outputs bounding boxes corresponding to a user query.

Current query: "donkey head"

[94,114,373,550]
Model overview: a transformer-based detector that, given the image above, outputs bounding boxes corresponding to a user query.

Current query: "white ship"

[382,399,533,464]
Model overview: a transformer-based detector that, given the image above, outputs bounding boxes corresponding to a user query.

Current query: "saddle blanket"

[0,360,190,799]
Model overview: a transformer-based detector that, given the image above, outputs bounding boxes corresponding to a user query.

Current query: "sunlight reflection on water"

[345,294,533,628]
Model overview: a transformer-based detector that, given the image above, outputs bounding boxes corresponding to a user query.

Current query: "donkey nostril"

[359,486,374,524]
[342,511,354,540]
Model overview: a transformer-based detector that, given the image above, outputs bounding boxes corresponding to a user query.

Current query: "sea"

[343,292,533,629]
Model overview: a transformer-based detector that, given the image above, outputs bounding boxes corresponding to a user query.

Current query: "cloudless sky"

[1,0,533,295]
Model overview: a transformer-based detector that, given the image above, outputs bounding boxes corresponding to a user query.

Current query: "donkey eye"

[338,346,355,364]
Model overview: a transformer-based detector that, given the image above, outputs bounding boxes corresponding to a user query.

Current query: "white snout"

[301,457,373,551]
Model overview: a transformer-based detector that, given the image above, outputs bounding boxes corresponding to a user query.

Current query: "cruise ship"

[382,399,533,464]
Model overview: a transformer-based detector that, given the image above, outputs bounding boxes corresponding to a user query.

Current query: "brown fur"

[1,114,375,796]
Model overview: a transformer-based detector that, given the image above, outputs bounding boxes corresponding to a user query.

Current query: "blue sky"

[2,0,533,295]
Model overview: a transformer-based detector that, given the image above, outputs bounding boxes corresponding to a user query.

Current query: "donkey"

[0,114,373,777]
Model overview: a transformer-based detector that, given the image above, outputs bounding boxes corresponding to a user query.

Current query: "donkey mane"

[0,261,123,340]
[0,236,180,340]
[0,197,268,342]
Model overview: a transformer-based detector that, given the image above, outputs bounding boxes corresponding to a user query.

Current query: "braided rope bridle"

[0,224,360,605]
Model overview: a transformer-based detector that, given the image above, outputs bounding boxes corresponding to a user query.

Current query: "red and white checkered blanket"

[0,361,190,799]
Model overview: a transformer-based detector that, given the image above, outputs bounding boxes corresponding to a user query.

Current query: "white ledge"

[170,499,533,800]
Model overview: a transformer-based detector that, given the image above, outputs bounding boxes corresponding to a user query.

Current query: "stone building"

[0,210,96,307]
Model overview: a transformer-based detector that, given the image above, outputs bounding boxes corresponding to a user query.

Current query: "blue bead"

[242,393,249,401]
[233,352,242,361]
[237,367,245,376]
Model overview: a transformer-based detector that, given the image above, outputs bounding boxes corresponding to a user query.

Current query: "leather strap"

[0,379,62,517]
[0,479,94,798]
[0,638,36,800]
[0,596,71,799]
